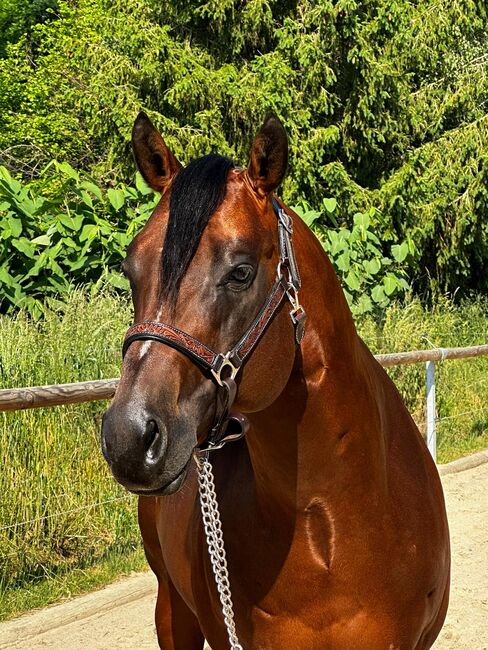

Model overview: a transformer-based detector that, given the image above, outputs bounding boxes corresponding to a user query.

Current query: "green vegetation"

[1,0,487,296]
[0,289,486,619]
[0,290,139,619]
[295,202,412,316]
[1,547,147,620]
[0,164,157,316]
[1,161,410,317]
[360,295,488,461]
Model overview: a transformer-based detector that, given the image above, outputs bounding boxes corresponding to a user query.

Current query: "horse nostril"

[143,419,159,455]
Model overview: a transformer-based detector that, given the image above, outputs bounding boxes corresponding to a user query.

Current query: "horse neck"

[246,218,388,516]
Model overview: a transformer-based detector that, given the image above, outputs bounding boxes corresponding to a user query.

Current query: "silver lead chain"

[194,452,243,650]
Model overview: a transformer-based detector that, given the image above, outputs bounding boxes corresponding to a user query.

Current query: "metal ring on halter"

[210,353,240,387]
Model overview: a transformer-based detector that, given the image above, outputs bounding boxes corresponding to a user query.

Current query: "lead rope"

[194,451,244,650]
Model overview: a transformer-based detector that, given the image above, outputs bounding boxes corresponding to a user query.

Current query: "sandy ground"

[1,454,487,650]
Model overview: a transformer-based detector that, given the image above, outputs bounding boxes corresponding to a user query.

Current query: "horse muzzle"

[101,404,195,494]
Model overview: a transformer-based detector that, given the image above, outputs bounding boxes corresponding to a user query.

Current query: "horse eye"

[225,264,254,289]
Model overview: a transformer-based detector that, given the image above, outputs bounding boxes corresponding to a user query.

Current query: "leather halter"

[122,197,306,451]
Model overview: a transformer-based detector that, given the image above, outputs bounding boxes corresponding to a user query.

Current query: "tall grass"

[0,289,140,618]
[358,295,488,461]
[0,289,486,618]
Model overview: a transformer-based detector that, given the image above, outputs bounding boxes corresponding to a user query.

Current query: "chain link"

[194,452,243,650]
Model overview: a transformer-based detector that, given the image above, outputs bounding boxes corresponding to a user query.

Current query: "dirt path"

[1,454,487,650]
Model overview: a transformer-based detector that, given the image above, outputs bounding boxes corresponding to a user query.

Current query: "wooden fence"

[0,343,487,460]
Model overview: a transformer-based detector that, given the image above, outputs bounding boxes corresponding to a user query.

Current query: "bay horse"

[101,113,450,649]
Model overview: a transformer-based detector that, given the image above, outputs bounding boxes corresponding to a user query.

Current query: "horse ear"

[131,112,182,192]
[247,114,288,196]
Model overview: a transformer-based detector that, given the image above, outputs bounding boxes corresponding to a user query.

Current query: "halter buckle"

[211,353,240,387]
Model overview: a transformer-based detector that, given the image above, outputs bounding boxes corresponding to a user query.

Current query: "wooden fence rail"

[0,344,487,413]
[0,379,119,412]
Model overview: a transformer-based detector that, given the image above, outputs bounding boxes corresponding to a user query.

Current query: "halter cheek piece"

[122,198,306,451]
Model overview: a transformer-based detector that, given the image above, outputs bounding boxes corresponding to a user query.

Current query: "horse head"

[101,113,299,495]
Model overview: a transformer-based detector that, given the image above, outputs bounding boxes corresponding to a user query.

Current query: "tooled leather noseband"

[122,198,306,451]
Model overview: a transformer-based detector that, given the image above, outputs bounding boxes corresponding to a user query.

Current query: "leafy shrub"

[293,201,413,316]
[0,164,158,316]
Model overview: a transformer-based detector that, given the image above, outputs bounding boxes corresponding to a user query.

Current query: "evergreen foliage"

[0,0,487,296]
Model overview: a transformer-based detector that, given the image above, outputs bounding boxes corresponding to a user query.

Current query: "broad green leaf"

[8,217,23,238]
[335,250,350,272]
[106,271,130,290]
[353,212,370,230]
[363,258,381,275]
[12,238,35,258]
[391,242,409,263]
[68,256,88,271]
[107,188,125,211]
[383,274,399,296]
[365,242,382,256]
[1,175,22,195]
[344,270,360,290]
[124,186,139,200]
[79,224,98,242]
[342,289,353,307]
[80,190,94,209]
[96,220,112,235]
[47,258,66,277]
[135,172,153,196]
[366,231,381,245]
[47,275,68,292]
[371,285,386,303]
[80,181,103,201]
[61,236,78,249]
[31,235,51,246]
[57,213,84,231]
[326,230,345,256]
[24,252,48,278]
[0,265,16,287]
[56,162,80,181]
[302,209,321,226]
[322,198,337,213]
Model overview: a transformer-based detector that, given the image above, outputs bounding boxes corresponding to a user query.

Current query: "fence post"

[426,360,436,462]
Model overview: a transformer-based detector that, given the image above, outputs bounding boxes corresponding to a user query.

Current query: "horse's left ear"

[131,112,182,192]
[247,114,288,197]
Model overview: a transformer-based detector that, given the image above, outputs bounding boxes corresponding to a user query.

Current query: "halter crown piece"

[122,197,307,451]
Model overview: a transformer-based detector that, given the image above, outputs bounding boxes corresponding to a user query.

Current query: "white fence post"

[426,360,436,462]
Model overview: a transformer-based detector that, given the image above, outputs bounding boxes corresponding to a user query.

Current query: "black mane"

[161,154,235,301]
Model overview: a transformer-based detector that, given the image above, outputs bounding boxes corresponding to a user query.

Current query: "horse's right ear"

[131,112,182,192]
[247,114,288,197]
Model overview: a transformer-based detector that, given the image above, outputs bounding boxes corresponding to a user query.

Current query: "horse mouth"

[130,456,193,497]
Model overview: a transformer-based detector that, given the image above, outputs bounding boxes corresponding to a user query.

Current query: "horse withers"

[101,113,450,649]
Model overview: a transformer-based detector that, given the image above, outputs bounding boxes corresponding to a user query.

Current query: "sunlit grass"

[0,288,139,620]
[358,294,488,462]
